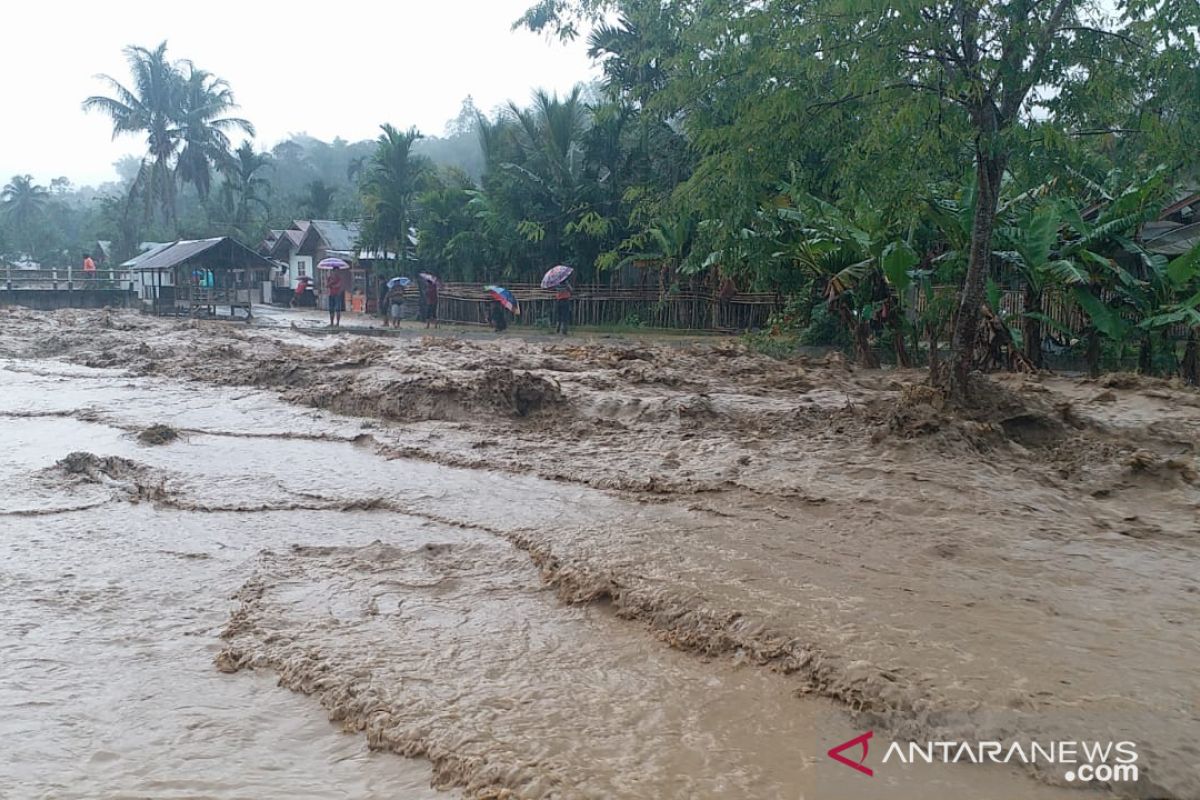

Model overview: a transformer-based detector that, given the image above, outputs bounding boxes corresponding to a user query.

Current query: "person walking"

[383,281,407,329]
[82,252,97,281]
[555,283,573,335]
[489,298,508,333]
[326,269,346,327]
[292,276,311,308]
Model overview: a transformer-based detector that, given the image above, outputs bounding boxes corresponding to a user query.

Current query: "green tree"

[175,64,255,200]
[300,180,337,219]
[217,142,272,236]
[1,175,50,256]
[84,42,181,225]
[522,0,1200,396]
[360,125,433,266]
[83,41,253,228]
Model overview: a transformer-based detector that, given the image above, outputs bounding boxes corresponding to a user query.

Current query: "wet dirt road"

[0,358,1080,799]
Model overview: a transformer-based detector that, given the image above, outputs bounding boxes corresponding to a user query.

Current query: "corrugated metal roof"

[309,220,360,252]
[1142,221,1200,256]
[131,236,279,272]
[120,241,174,268]
[131,238,239,272]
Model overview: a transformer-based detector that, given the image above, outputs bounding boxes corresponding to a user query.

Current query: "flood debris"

[138,424,181,445]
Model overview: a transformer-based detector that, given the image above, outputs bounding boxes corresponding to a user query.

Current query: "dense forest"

[3,0,1200,390]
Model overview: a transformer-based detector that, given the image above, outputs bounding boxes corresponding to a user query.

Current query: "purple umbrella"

[317,257,350,270]
[418,272,443,287]
[541,264,574,289]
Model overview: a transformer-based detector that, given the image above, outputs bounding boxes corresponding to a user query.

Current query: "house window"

[297,259,307,277]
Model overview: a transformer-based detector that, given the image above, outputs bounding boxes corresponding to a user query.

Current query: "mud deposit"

[3,308,1199,798]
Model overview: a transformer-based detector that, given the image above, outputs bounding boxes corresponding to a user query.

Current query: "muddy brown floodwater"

[1,308,1198,799]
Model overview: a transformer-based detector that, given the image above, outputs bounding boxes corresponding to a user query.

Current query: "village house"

[263,220,400,312]
[130,236,276,317]
[266,220,359,290]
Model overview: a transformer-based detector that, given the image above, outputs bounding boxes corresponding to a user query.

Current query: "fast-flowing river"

[0,358,1075,799]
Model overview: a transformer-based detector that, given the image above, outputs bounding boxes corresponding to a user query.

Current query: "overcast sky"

[2,0,596,188]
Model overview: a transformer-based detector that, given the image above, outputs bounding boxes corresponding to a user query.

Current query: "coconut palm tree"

[83,42,181,225]
[83,41,253,227]
[175,64,255,200]
[1,175,50,256]
[360,125,433,264]
[219,143,272,232]
[506,88,590,213]
[502,87,594,266]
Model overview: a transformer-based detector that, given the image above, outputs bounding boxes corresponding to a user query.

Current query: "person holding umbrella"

[383,276,411,329]
[420,272,440,329]
[542,265,575,336]
[489,297,508,332]
[319,257,350,327]
[484,285,519,333]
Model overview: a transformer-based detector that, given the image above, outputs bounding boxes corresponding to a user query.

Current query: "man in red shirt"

[82,253,97,278]
[555,283,572,335]
[326,270,346,327]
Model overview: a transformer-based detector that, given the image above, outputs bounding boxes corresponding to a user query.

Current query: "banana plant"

[774,193,918,366]
[1134,244,1200,375]
[993,201,1088,367]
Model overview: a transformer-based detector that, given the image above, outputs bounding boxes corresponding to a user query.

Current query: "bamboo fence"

[908,286,1192,341]
[437,283,778,332]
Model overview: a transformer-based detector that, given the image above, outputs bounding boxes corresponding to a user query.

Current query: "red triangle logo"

[827,731,874,776]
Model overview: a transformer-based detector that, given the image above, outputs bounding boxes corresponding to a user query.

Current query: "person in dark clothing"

[489,299,508,332]
[554,283,572,335]
[378,280,390,322]
[424,280,439,329]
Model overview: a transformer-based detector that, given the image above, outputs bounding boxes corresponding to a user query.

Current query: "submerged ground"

[1,307,1197,799]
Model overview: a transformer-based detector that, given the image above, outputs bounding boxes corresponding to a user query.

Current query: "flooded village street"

[1,309,1197,799]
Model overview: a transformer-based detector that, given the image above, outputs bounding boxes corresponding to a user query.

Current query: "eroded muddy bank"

[3,308,1198,797]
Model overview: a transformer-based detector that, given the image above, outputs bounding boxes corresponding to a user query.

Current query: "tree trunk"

[855,320,880,368]
[890,308,912,367]
[947,146,1006,401]
[1022,282,1044,369]
[927,322,940,372]
[838,304,879,368]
